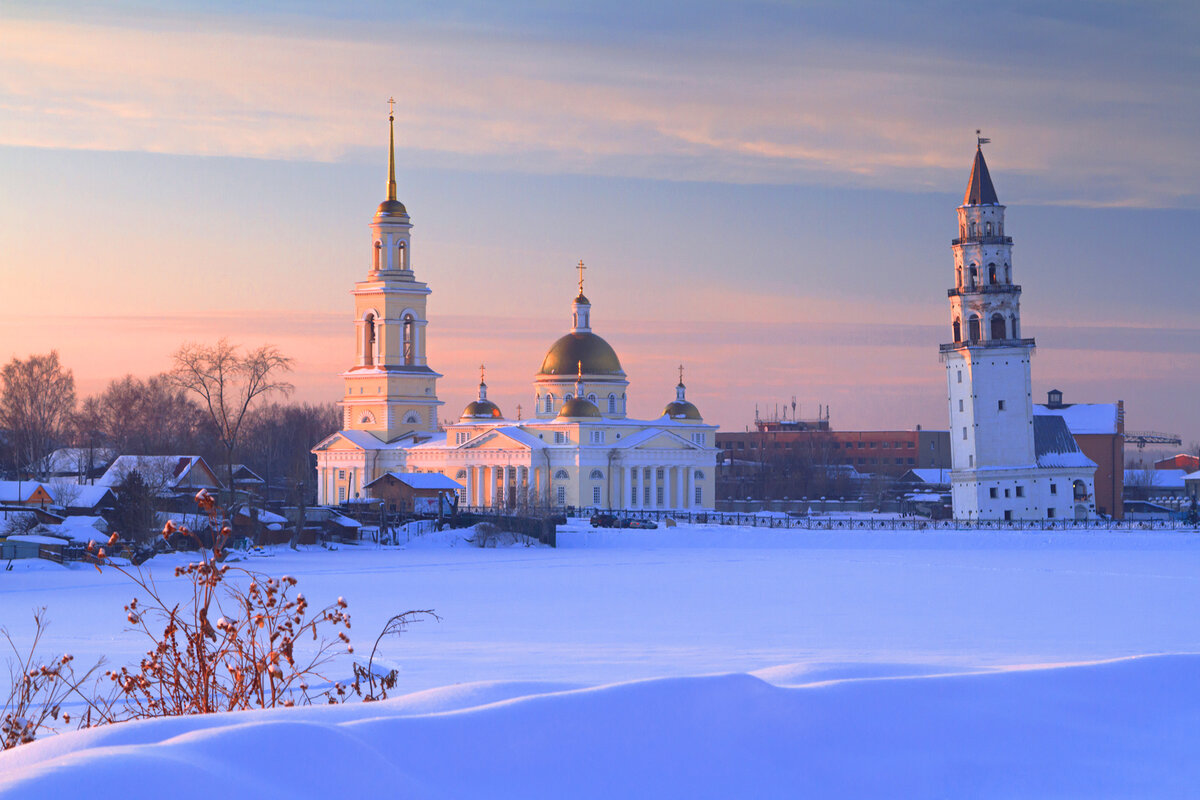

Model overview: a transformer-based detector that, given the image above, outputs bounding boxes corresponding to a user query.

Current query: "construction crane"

[1124,431,1182,450]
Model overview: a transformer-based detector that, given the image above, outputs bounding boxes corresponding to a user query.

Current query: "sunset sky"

[2,1,1198,445]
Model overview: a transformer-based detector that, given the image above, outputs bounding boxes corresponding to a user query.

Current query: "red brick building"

[1034,391,1125,519]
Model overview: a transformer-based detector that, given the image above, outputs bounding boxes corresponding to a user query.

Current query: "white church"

[312,110,719,510]
[941,139,1097,520]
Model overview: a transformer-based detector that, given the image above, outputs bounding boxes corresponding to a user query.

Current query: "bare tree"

[0,352,76,480]
[170,340,293,506]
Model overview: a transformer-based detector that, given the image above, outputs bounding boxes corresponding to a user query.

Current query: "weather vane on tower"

[976,129,990,148]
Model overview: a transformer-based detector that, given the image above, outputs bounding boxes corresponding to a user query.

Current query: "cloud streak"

[2,4,1198,207]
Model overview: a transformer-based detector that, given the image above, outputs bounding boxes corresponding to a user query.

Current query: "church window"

[565,393,573,402]
[643,486,651,504]
[545,394,554,413]
[338,487,346,503]
[988,264,997,284]
[694,486,702,505]
[589,469,604,480]
[986,222,993,236]
[1004,488,1010,498]
[554,431,566,444]
[373,241,382,270]
[556,486,566,506]
[656,468,664,479]
[692,433,706,445]
[587,393,597,404]
[989,487,998,498]
[969,454,974,467]
[952,318,961,342]
[590,431,604,444]
[656,487,664,505]
[694,470,705,480]
[402,313,416,365]
[990,313,1006,340]
[456,432,468,444]
[456,469,467,479]
[397,241,407,270]
[593,486,601,505]
[968,315,981,342]
[968,266,978,288]
[338,470,345,479]
[554,469,569,480]
[404,411,420,425]
[608,394,616,413]
[969,221,976,236]
[957,370,962,383]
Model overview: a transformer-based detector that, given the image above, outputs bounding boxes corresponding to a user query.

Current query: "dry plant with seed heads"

[2,610,108,750]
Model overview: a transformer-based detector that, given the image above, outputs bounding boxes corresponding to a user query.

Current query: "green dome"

[557,397,602,419]
[539,332,624,377]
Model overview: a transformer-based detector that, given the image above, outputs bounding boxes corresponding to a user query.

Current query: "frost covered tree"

[0,352,76,480]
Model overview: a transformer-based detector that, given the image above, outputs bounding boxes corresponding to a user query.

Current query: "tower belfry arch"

[338,101,443,442]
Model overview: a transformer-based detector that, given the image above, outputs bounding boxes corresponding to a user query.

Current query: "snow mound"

[3,655,1198,799]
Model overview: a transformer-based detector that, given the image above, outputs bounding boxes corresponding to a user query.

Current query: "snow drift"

[2,655,1197,799]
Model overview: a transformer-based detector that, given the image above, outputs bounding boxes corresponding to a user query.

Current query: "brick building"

[1034,390,1125,519]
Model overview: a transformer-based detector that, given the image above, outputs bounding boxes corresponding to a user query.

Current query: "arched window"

[693,470,705,480]
[455,469,467,479]
[985,222,992,236]
[990,313,1006,340]
[1004,263,1011,282]
[607,394,616,413]
[402,313,415,366]
[359,412,375,424]
[545,393,554,413]
[587,393,597,404]
[968,315,981,342]
[969,221,976,237]
[968,266,978,288]
[373,241,382,271]
[397,241,407,271]
[403,411,420,425]
[952,318,962,343]
[564,393,573,402]
[1072,480,1087,500]
[554,469,570,480]
[1011,315,1019,338]
[988,264,997,284]
[589,469,604,480]
[363,314,376,367]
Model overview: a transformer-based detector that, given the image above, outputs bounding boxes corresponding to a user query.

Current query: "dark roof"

[964,147,999,205]
[1033,415,1095,469]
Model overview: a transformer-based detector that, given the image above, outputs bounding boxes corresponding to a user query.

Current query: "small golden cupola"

[662,364,702,422]
[461,364,503,420]
[557,361,603,419]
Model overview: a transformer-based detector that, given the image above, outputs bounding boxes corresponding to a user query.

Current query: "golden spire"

[678,363,685,385]
[479,362,486,385]
[387,97,397,202]
[576,259,586,297]
[577,360,583,381]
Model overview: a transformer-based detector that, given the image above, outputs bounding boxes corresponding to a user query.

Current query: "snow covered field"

[3,520,1199,797]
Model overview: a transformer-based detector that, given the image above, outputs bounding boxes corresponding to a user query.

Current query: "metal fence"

[558,508,1199,532]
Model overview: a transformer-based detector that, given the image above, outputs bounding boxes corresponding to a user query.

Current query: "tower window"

[397,241,407,270]
[968,266,978,288]
[374,241,382,270]
[990,313,1006,340]
[998,400,1005,411]
[952,318,961,342]
[988,264,997,284]
[363,314,376,367]
[986,222,993,236]
[958,399,964,412]
[545,393,554,413]
[957,370,962,383]
[608,393,616,413]
[968,316,981,342]
[402,313,415,366]
[962,427,968,440]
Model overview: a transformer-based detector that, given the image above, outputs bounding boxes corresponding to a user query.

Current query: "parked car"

[590,514,618,528]
[628,519,658,530]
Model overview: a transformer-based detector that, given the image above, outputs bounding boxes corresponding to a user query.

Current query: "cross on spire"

[577,259,587,296]
[386,97,397,202]
[678,363,685,385]
[388,96,395,121]
[479,363,486,384]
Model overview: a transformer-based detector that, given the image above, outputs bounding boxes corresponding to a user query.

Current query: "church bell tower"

[340,101,443,441]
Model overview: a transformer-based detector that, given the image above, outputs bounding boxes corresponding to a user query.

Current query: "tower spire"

[577,259,587,298]
[387,97,397,203]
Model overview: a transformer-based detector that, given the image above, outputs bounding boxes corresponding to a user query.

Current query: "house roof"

[1033,403,1120,435]
[369,472,464,491]
[98,456,223,490]
[66,485,116,508]
[0,481,52,504]
[1125,469,1188,489]
[38,447,116,475]
[905,468,951,484]
[1033,416,1097,469]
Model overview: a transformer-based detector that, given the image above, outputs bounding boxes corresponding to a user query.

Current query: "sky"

[2,0,1198,447]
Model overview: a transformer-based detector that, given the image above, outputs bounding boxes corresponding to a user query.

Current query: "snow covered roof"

[1033,416,1097,469]
[1186,471,1200,483]
[236,507,290,525]
[906,469,951,484]
[0,481,52,504]
[905,493,946,502]
[372,472,464,491]
[1125,469,1188,489]
[65,485,116,508]
[40,515,108,543]
[37,447,116,475]
[3,534,68,546]
[99,456,223,490]
[1033,403,1119,435]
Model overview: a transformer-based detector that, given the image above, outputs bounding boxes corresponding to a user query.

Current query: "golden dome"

[662,400,702,421]
[461,399,502,419]
[557,397,602,419]
[376,199,408,218]
[539,332,624,377]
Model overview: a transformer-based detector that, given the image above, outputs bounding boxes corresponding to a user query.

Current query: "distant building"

[1155,454,1199,472]
[939,142,1096,521]
[1035,390,1125,519]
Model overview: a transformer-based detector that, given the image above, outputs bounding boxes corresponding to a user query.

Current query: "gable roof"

[66,485,116,508]
[98,456,223,490]
[367,472,464,491]
[1033,416,1096,469]
[454,427,545,451]
[311,429,395,452]
[0,481,54,504]
[613,427,701,450]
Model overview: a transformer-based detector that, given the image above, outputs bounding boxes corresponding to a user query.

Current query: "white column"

[663,465,672,510]
[464,465,473,508]
[638,467,646,508]
[624,466,633,510]
[686,467,695,510]
[477,465,487,508]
